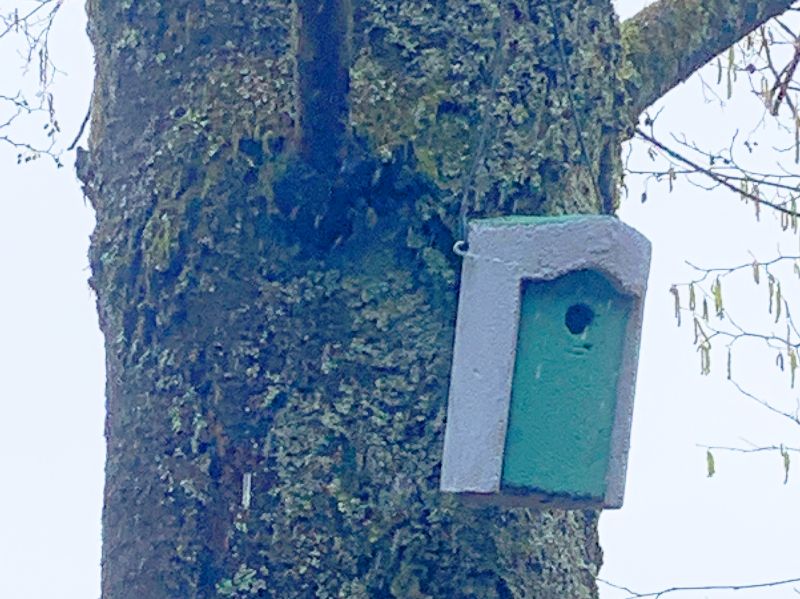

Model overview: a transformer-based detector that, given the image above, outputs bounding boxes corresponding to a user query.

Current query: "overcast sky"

[0,1,798,598]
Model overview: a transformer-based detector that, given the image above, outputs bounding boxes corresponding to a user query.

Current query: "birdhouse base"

[456,490,604,510]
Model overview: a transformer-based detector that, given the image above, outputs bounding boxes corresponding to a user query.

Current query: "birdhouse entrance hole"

[565,303,594,334]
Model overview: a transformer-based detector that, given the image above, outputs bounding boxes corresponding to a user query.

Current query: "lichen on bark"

[350,0,626,218]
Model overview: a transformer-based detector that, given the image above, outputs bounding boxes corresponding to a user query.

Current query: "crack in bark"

[295,0,352,178]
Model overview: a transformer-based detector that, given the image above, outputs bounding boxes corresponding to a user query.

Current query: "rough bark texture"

[622,0,796,117]
[77,0,789,597]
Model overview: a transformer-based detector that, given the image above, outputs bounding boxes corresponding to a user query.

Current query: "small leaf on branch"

[753,187,761,221]
[775,281,782,323]
[795,116,799,164]
[707,450,716,478]
[776,352,785,371]
[753,261,760,284]
[669,285,681,326]
[761,77,772,109]
[689,283,696,310]
[790,349,797,388]
[727,47,734,99]
[712,278,724,318]
[699,343,711,375]
[768,273,775,313]
[702,298,709,322]
[727,348,732,380]
[781,446,790,484]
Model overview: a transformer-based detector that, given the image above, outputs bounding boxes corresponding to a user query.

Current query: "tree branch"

[622,0,797,119]
[598,575,800,598]
[635,127,799,217]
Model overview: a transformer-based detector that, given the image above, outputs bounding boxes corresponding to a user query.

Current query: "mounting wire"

[544,0,605,212]
[453,2,607,257]
[452,239,522,269]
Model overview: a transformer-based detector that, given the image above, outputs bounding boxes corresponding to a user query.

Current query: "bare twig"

[698,443,800,453]
[0,0,63,163]
[636,127,800,217]
[598,575,800,598]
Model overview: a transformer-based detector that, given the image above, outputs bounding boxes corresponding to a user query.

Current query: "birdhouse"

[440,215,651,509]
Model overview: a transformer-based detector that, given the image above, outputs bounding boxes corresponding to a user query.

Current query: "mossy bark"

[78,0,788,597]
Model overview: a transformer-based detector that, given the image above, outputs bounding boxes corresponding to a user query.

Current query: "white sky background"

[0,2,102,599]
[0,1,798,597]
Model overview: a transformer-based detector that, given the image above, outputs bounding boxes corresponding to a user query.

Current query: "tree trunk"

[77,0,788,597]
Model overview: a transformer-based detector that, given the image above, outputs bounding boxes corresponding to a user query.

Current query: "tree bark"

[77,0,791,597]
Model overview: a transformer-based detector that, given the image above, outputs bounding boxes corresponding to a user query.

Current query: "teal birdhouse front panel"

[440,216,651,509]
[502,270,633,501]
